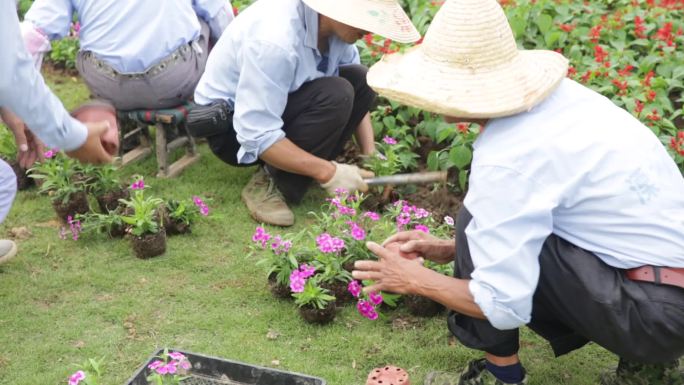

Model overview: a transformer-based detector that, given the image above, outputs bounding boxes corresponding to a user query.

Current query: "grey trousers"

[76,22,209,111]
[448,208,684,364]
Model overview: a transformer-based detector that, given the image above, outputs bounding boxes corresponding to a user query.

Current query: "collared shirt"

[194,0,360,164]
[465,78,684,330]
[1,0,86,151]
[25,0,233,74]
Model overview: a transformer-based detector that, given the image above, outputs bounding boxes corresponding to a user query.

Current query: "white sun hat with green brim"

[302,0,421,43]
[366,0,569,119]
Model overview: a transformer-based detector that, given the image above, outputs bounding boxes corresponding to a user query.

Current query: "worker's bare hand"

[383,230,455,264]
[352,242,427,295]
[65,121,115,164]
[3,113,46,168]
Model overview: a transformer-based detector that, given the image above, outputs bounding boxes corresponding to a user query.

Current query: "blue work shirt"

[194,0,361,164]
[1,0,86,151]
[25,0,233,74]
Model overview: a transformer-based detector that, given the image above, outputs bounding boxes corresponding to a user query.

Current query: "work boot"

[600,358,684,385]
[241,167,294,227]
[424,359,527,385]
[0,240,18,265]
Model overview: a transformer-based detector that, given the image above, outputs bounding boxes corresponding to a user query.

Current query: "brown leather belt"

[625,266,684,290]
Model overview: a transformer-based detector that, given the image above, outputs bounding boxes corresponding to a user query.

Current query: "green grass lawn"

[0,71,616,385]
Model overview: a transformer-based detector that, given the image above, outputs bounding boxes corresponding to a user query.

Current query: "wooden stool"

[117,103,200,178]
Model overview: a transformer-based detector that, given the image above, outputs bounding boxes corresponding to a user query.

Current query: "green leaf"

[459,169,469,192]
[536,13,553,35]
[427,151,439,171]
[449,145,472,169]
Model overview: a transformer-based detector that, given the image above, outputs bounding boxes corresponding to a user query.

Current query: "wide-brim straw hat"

[367,0,569,118]
[302,0,420,43]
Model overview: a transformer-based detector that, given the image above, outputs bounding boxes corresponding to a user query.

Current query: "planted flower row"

[252,189,455,324]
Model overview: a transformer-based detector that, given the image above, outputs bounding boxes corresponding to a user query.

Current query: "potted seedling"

[83,163,129,213]
[29,153,90,223]
[290,267,336,324]
[119,178,166,259]
[77,210,127,239]
[312,252,354,306]
[252,226,299,299]
[163,196,209,235]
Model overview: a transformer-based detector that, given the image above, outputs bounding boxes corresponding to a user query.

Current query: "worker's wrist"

[314,160,336,184]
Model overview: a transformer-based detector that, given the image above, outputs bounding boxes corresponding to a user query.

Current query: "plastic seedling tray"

[124,349,326,385]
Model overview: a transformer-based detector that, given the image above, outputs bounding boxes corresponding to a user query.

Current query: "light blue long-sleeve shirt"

[194,0,360,164]
[25,0,233,74]
[464,79,684,330]
[1,0,86,151]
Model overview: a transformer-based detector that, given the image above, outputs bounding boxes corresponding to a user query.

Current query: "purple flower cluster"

[348,280,383,320]
[289,264,316,293]
[68,371,85,385]
[414,224,430,233]
[347,280,361,297]
[270,235,292,255]
[252,226,272,248]
[316,233,345,253]
[363,211,381,221]
[394,201,431,229]
[59,215,82,241]
[130,179,145,190]
[43,148,59,159]
[149,352,191,376]
[383,136,398,145]
[252,227,293,254]
[444,216,455,226]
[328,197,356,216]
[346,221,366,241]
[192,196,210,216]
[148,351,191,375]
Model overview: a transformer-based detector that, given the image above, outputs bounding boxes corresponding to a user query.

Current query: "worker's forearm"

[260,138,336,183]
[412,268,485,319]
[354,113,375,155]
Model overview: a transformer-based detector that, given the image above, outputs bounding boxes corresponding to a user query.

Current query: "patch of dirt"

[335,141,363,166]
[8,226,31,240]
[402,185,464,221]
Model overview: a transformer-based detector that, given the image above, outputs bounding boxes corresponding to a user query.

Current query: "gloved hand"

[320,161,374,194]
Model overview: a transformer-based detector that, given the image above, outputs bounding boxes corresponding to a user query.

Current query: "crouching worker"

[353,0,684,384]
[190,0,420,226]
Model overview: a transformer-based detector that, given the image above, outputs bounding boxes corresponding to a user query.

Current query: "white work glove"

[320,161,375,194]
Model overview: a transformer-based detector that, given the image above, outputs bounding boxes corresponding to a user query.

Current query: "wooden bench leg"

[155,122,200,178]
[117,118,152,166]
[155,123,169,178]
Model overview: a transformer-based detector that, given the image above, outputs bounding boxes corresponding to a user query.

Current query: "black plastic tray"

[124,349,326,385]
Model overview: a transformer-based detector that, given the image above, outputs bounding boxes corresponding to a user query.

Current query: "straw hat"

[367,0,569,118]
[302,0,420,43]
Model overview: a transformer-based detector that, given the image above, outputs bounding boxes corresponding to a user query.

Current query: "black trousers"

[207,64,376,203]
[448,209,684,364]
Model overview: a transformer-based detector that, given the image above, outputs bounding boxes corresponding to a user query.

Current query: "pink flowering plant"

[164,195,210,228]
[67,357,104,385]
[146,350,192,385]
[118,176,164,237]
[347,280,399,321]
[289,265,336,310]
[363,134,419,184]
[252,226,299,287]
[29,152,88,205]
